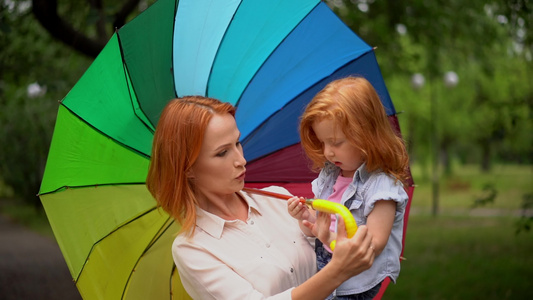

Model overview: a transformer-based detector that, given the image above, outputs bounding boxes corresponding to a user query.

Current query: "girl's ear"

[186,169,195,179]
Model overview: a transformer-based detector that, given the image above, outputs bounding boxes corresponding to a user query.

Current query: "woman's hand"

[329,221,375,280]
[291,219,375,300]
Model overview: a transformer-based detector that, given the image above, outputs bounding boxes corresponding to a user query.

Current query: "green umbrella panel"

[38,21,190,298]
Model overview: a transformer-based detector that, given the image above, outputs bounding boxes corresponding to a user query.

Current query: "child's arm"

[304,211,334,245]
[287,196,316,236]
[366,200,396,255]
[314,201,396,254]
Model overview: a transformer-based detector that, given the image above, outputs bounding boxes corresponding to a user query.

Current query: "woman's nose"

[235,149,247,167]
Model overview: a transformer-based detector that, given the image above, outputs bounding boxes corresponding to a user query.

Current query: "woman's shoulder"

[241,186,292,210]
[260,185,292,196]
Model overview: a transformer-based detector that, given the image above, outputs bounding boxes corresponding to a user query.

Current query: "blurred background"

[0,0,531,299]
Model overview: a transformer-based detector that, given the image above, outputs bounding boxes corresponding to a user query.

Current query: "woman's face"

[190,113,247,197]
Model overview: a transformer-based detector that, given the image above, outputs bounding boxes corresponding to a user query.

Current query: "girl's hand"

[303,211,332,244]
[330,223,375,279]
[287,196,311,221]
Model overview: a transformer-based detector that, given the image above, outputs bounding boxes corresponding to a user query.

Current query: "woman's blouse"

[172,186,317,300]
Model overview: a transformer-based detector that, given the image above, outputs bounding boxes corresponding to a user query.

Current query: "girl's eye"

[216,150,227,157]
[333,140,343,147]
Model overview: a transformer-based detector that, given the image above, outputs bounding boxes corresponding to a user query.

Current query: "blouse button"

[250,220,254,225]
[290,268,294,273]
[265,243,270,248]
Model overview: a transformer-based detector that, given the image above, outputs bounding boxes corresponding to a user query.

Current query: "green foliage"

[515,192,533,234]
[411,164,532,211]
[471,184,498,208]
[328,0,533,172]
[0,85,56,205]
[0,2,91,205]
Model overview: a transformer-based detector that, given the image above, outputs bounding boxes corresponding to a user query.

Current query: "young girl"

[288,77,410,300]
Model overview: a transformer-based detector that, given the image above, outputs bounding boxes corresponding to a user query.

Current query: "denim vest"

[311,162,408,295]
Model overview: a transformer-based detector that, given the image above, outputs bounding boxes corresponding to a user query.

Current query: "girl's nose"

[323,144,334,158]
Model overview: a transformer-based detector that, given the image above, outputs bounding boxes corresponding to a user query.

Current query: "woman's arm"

[291,224,375,300]
[174,224,373,300]
[365,200,396,256]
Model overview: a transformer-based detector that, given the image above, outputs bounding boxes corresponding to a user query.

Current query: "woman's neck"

[197,192,249,222]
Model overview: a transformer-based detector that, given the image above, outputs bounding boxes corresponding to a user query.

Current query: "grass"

[383,164,533,299]
[0,198,54,237]
[384,215,532,299]
[1,163,532,298]
[409,164,533,213]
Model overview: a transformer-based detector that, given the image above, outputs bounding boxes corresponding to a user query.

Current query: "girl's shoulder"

[362,171,408,204]
[364,170,402,190]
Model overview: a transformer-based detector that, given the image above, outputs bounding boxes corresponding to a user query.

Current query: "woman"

[146,96,375,300]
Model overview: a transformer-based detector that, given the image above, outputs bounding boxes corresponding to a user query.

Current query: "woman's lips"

[236,172,246,180]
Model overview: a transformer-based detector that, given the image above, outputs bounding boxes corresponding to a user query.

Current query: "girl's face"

[190,113,247,198]
[312,118,363,178]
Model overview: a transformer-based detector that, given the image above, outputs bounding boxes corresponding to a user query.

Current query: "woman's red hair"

[299,77,410,184]
[146,96,235,236]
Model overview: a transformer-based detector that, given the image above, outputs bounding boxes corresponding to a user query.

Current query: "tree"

[0,1,91,206]
[31,0,152,57]
[328,0,532,171]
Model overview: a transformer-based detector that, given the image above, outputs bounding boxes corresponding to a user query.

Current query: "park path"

[0,214,82,300]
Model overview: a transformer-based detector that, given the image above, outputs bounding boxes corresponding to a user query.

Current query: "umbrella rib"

[59,103,151,159]
[169,263,177,300]
[75,205,161,283]
[241,50,372,154]
[204,0,244,96]
[116,30,158,132]
[38,182,147,196]
[122,217,176,300]
[234,1,321,108]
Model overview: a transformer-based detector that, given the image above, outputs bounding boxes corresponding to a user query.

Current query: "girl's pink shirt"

[322,175,352,252]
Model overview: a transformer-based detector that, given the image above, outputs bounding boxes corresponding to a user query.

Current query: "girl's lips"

[334,162,342,166]
[236,172,246,180]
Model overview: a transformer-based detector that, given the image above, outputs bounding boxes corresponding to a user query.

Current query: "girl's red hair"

[300,77,410,184]
[146,96,235,236]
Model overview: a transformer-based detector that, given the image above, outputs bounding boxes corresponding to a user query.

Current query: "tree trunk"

[480,139,492,172]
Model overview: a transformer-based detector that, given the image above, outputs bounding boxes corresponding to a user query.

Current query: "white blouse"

[172,186,317,300]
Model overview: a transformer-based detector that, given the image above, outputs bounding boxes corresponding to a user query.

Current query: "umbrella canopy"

[39,0,415,299]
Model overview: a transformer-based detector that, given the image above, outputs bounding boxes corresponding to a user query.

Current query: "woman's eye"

[216,150,227,157]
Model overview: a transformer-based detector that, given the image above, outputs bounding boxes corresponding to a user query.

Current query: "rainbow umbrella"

[38,0,415,299]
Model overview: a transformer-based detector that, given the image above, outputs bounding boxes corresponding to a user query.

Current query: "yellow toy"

[243,188,358,250]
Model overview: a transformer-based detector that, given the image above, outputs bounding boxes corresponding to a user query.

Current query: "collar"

[323,161,371,184]
[194,191,261,239]
[353,162,371,184]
